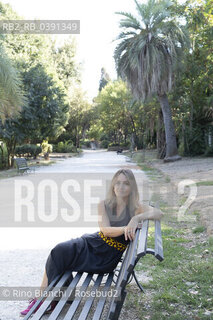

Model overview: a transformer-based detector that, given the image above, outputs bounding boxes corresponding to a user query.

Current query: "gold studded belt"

[98,231,127,252]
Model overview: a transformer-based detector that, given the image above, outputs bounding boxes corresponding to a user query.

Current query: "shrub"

[100,133,109,141]
[178,141,185,156]
[100,140,109,148]
[120,141,131,147]
[204,146,213,156]
[183,126,206,156]
[41,140,53,154]
[108,142,119,147]
[41,140,53,160]
[0,144,8,169]
[80,139,91,148]
[54,140,77,153]
[15,144,42,159]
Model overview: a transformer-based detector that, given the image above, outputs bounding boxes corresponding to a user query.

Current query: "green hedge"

[108,141,131,147]
[108,142,120,147]
[204,146,213,156]
[15,144,42,158]
[120,141,131,147]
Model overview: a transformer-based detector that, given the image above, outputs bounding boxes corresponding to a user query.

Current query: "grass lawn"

[126,214,213,319]
[124,150,213,320]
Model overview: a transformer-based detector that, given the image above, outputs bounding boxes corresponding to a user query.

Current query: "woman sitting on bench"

[20,168,163,316]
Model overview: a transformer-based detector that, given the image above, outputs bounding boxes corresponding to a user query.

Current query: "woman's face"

[114,173,131,199]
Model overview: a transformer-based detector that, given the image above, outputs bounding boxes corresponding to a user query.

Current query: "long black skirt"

[45,232,125,285]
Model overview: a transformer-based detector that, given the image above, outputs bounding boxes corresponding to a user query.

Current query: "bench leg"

[111,289,127,320]
[132,270,145,293]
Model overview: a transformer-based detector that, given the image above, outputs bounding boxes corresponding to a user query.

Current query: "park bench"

[23,217,163,320]
[116,149,123,154]
[15,158,36,175]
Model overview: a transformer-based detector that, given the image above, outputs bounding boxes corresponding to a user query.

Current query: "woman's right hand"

[123,217,138,241]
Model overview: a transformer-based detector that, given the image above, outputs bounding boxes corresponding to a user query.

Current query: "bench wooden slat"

[78,274,104,320]
[63,273,93,320]
[48,272,82,320]
[92,273,114,320]
[127,222,142,272]
[23,274,62,320]
[106,226,142,320]
[30,271,73,320]
[155,220,164,261]
[112,237,133,290]
[137,219,149,257]
[120,226,141,288]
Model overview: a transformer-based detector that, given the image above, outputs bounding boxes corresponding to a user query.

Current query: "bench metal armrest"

[137,219,164,262]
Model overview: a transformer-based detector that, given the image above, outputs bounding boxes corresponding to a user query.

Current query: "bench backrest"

[15,158,28,169]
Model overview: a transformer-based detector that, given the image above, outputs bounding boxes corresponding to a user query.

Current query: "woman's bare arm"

[123,204,164,241]
[133,203,164,223]
[98,201,163,239]
[98,201,125,237]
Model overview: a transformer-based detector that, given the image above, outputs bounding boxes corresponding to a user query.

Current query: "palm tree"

[0,44,27,122]
[114,0,189,162]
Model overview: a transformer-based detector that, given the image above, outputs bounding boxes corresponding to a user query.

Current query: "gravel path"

[0,249,49,319]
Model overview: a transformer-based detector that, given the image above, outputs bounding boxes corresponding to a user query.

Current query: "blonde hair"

[105,169,140,218]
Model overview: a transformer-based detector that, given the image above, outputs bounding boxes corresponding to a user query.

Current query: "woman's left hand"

[124,216,138,241]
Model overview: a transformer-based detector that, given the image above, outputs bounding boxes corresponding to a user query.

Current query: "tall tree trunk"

[129,114,139,148]
[82,125,87,140]
[157,108,166,159]
[158,93,181,162]
[6,145,11,168]
[75,126,79,147]
[76,130,80,148]
[130,133,135,151]
[11,138,17,167]
[189,82,194,135]
[0,144,5,168]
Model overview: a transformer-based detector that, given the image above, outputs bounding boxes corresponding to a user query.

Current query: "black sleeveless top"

[104,200,131,245]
